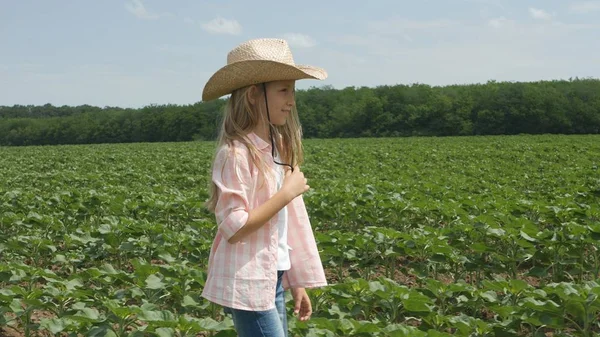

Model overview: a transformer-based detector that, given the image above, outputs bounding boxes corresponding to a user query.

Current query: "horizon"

[1,76,598,109]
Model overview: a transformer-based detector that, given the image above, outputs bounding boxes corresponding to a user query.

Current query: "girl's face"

[263,80,296,126]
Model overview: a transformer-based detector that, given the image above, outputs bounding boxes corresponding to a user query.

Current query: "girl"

[201,38,328,336]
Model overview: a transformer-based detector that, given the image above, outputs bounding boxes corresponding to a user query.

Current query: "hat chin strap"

[263,83,294,172]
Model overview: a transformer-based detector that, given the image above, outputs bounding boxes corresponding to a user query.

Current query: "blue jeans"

[224,271,288,337]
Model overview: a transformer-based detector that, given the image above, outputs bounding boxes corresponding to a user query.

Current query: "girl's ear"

[247,85,260,105]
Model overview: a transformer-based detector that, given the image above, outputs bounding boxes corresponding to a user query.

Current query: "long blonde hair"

[205,82,304,213]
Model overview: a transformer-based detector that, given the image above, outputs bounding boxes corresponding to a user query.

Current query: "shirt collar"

[245,132,271,153]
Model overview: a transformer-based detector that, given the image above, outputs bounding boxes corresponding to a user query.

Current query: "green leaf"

[404,298,432,312]
[188,316,235,331]
[429,253,447,263]
[71,307,103,324]
[338,318,354,333]
[520,297,561,314]
[87,325,118,337]
[10,298,23,315]
[480,290,498,302]
[138,309,176,323]
[327,304,349,319]
[119,242,136,251]
[159,253,176,263]
[0,288,15,301]
[354,321,381,333]
[368,280,386,294]
[487,228,506,237]
[155,328,175,337]
[182,295,198,307]
[66,278,84,291]
[213,330,238,337]
[384,324,427,337]
[509,279,529,293]
[565,301,585,319]
[53,254,68,263]
[305,328,336,337]
[131,287,145,298]
[527,267,548,278]
[101,264,118,275]
[471,243,489,252]
[523,312,564,329]
[145,274,166,290]
[489,305,520,318]
[519,231,537,242]
[39,317,66,334]
[98,224,112,234]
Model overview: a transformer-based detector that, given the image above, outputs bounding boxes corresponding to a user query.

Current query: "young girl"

[201,38,328,336]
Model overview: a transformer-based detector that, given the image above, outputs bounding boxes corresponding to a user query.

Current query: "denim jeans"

[224,271,288,337]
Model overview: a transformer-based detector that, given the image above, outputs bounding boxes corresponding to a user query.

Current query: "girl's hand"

[291,287,312,321]
[282,166,309,200]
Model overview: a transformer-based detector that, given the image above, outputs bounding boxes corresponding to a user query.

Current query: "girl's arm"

[228,165,308,244]
[291,287,312,321]
[227,187,292,243]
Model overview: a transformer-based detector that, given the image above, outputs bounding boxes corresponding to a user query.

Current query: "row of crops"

[1,135,599,336]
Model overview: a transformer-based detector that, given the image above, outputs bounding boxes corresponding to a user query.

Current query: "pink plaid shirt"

[201,132,327,311]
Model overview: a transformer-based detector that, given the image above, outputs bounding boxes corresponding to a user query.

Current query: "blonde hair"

[205,82,304,213]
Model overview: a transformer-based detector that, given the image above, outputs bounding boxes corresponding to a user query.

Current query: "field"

[1,135,600,337]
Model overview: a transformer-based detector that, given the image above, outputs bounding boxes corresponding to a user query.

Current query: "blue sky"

[1,0,599,108]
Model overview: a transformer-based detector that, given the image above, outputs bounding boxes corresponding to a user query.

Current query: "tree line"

[1,78,599,146]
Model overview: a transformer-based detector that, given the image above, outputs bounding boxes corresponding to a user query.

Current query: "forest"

[0,78,599,146]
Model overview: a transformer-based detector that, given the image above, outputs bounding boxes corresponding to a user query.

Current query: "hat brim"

[202,60,327,101]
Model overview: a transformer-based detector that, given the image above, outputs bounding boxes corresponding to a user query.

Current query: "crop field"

[1,135,600,337]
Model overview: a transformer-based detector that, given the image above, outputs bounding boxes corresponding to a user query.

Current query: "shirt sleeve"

[212,144,253,241]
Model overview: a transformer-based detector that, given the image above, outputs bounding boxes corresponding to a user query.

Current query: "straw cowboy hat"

[201,38,328,101]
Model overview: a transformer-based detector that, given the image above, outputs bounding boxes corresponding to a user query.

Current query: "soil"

[1,311,55,337]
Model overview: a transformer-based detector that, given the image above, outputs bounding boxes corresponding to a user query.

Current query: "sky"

[1,0,599,108]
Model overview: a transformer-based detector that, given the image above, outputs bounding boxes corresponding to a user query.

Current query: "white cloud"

[281,33,316,48]
[569,1,600,13]
[201,17,242,35]
[488,17,514,29]
[529,8,553,20]
[183,17,195,25]
[125,0,159,20]
[325,15,600,91]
